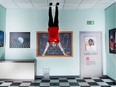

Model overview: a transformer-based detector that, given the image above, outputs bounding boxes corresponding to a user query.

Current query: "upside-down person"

[42,2,67,56]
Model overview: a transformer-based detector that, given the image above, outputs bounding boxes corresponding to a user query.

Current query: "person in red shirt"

[109,34,115,51]
[42,2,67,56]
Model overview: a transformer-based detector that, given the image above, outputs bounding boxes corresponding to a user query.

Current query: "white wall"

[105,3,116,80]
[5,8,105,76]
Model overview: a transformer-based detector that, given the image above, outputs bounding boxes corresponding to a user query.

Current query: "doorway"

[80,32,102,77]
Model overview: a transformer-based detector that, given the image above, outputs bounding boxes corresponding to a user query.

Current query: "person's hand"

[42,54,45,56]
[64,53,68,56]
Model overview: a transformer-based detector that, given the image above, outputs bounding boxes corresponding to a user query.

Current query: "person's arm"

[58,42,67,56]
[42,42,49,56]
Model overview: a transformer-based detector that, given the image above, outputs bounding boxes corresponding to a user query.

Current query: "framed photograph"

[10,32,30,48]
[109,28,116,54]
[84,36,97,51]
[0,31,4,47]
[36,31,73,57]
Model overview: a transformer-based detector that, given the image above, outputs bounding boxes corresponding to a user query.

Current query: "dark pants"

[48,6,59,27]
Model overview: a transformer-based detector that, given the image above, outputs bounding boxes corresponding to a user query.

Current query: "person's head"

[52,41,57,48]
[110,35,114,39]
[88,39,94,46]
[110,34,114,42]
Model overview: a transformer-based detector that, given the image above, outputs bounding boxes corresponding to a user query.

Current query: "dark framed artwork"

[36,31,73,57]
[109,28,116,54]
[10,32,30,48]
[0,31,4,47]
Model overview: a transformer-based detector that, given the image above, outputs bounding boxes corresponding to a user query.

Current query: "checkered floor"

[0,77,116,87]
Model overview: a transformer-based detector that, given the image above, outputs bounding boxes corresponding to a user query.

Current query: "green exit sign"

[87,20,94,25]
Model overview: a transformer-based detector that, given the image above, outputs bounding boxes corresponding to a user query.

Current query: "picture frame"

[0,30,4,47]
[84,36,97,51]
[36,31,73,57]
[10,32,30,48]
[109,28,116,54]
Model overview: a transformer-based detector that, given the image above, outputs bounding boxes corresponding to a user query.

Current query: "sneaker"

[49,3,52,6]
[56,2,59,6]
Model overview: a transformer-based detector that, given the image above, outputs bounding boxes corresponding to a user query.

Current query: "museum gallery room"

[0,0,116,87]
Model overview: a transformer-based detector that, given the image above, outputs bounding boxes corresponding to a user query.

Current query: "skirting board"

[36,75,110,79]
[106,75,116,84]
[36,75,116,83]
[35,75,79,79]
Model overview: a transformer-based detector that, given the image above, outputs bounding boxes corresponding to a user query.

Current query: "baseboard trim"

[35,75,79,79]
[105,75,116,83]
[102,75,108,77]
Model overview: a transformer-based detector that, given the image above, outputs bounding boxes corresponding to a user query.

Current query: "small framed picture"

[0,31,4,47]
[109,28,116,54]
[10,32,30,48]
[84,37,97,51]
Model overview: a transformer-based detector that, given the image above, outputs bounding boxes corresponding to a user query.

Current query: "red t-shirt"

[48,27,59,43]
[109,40,114,50]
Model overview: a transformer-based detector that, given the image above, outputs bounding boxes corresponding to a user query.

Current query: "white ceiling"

[0,0,115,9]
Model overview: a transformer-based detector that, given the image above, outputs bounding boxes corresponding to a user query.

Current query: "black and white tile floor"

[0,77,116,87]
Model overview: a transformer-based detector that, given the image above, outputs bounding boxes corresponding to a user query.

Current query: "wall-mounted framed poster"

[109,28,116,54]
[10,32,30,48]
[0,30,4,47]
[36,31,73,57]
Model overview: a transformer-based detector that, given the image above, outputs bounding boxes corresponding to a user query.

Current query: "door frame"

[79,31,103,77]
